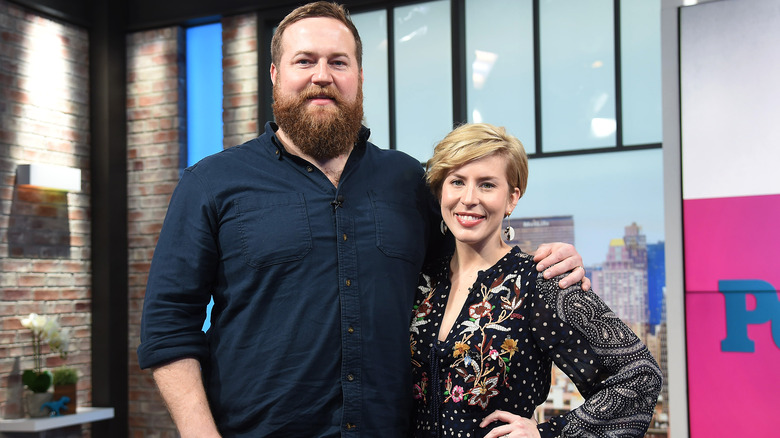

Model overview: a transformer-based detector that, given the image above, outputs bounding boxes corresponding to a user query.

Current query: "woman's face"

[440,154,520,250]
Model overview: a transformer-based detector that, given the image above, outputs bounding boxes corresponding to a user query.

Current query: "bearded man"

[137,2,587,437]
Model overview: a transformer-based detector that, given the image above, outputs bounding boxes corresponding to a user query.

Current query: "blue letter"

[719,279,780,352]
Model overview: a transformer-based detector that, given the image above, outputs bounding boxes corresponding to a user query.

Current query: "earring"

[440,220,448,235]
[503,225,515,241]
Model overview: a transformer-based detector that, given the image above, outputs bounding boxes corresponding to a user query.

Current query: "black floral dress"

[409,246,662,437]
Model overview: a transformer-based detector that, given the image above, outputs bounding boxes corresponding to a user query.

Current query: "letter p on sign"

[719,280,780,352]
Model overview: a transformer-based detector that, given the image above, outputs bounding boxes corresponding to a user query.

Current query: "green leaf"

[22,370,52,393]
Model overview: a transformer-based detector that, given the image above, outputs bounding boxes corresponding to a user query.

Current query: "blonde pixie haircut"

[426,123,528,201]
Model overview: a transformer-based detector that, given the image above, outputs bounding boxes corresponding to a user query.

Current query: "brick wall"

[0,1,261,432]
[126,26,185,437]
[222,13,259,148]
[0,0,92,421]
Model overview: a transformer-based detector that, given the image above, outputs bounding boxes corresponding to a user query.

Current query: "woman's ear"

[508,186,521,212]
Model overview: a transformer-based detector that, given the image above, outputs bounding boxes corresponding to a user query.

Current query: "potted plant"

[52,367,79,415]
[19,313,69,417]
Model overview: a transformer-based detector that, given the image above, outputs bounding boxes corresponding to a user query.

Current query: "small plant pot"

[23,390,53,418]
[52,384,77,415]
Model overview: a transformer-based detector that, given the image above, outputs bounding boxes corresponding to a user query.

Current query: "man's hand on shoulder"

[533,242,591,291]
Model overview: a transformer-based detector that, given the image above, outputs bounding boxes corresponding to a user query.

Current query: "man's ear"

[270,64,278,85]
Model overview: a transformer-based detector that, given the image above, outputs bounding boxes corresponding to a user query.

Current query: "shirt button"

[346,279,351,286]
[342,233,348,241]
[347,326,354,334]
[306,165,313,172]
[347,374,354,381]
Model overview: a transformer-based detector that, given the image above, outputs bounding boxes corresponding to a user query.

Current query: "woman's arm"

[531,274,663,437]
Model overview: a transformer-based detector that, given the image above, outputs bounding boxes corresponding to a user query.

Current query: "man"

[138,2,588,437]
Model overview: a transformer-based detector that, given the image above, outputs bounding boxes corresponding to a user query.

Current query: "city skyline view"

[511,148,665,266]
[507,213,668,436]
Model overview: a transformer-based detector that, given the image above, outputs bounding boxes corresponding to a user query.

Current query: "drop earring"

[440,220,448,235]
[503,225,515,241]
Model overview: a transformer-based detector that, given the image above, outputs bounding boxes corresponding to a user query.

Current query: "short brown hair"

[426,123,528,201]
[271,1,363,68]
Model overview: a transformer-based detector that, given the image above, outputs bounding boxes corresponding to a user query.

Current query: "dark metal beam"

[8,0,91,27]
[89,0,129,435]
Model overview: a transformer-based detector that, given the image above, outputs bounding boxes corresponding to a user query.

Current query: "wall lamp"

[16,164,82,192]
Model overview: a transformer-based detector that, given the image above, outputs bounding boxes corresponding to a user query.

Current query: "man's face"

[271,17,364,160]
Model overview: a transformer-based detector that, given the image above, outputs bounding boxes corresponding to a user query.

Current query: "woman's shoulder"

[498,246,537,274]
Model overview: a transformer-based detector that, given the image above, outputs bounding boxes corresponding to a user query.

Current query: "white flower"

[20,313,69,360]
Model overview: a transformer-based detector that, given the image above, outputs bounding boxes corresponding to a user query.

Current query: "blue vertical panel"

[186,23,222,331]
[186,23,223,167]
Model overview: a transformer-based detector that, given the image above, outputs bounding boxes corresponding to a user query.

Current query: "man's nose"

[312,60,332,85]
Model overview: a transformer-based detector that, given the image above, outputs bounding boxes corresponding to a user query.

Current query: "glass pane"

[466,0,536,151]
[394,0,453,163]
[352,10,390,149]
[540,0,615,152]
[621,0,662,146]
[186,23,223,167]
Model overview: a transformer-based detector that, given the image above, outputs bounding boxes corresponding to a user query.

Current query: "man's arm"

[152,358,221,438]
[532,242,591,291]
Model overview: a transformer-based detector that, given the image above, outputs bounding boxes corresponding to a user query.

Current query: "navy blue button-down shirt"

[138,122,444,437]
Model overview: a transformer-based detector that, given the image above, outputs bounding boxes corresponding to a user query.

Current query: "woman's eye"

[480,182,496,189]
[450,179,464,186]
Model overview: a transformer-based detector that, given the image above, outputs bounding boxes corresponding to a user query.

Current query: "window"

[351,10,390,148]
[393,0,453,162]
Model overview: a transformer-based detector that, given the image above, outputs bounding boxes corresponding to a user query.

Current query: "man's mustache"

[301,85,341,103]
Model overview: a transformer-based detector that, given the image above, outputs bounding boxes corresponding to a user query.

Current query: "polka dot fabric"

[409,246,662,437]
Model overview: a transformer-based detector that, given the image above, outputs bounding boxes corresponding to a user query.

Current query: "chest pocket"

[234,193,312,269]
[370,190,426,265]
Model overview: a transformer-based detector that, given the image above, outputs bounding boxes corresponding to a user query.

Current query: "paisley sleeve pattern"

[532,274,663,438]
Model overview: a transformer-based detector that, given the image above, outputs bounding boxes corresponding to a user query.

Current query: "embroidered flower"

[453,341,470,358]
[469,301,492,319]
[451,385,465,403]
[415,300,433,318]
[413,384,424,400]
[501,338,518,359]
[489,348,499,360]
[468,375,500,409]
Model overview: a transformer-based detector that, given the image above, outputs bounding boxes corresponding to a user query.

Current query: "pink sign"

[684,194,780,438]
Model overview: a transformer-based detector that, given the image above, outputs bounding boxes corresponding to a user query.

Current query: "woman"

[409,123,662,437]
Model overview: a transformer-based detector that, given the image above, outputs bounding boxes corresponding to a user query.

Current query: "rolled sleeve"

[138,169,218,369]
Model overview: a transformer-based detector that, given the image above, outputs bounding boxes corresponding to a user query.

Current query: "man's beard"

[272,80,364,161]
